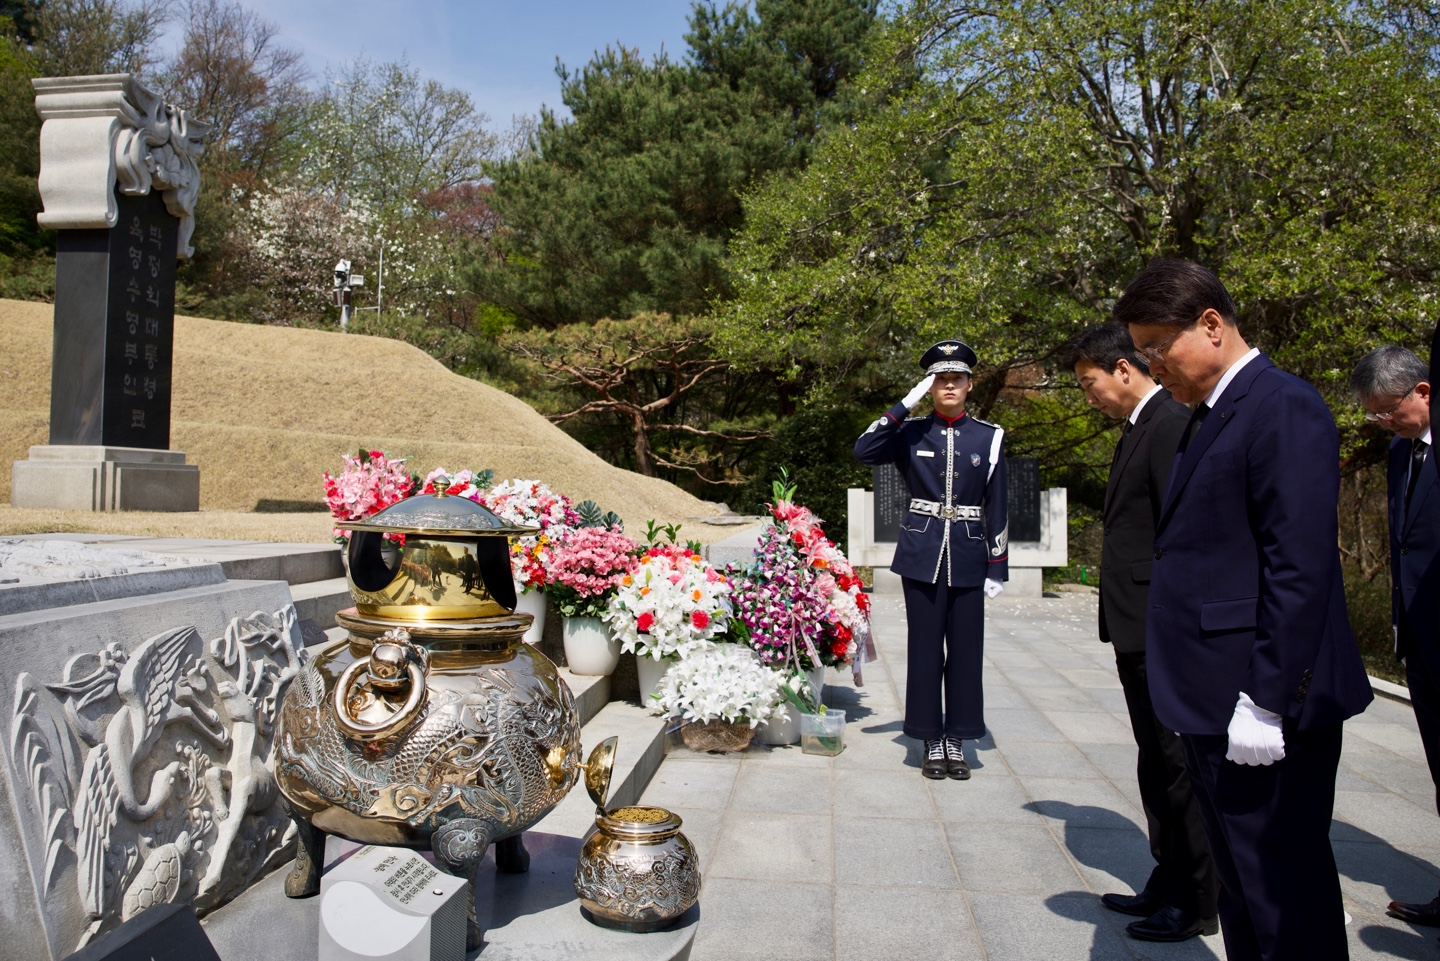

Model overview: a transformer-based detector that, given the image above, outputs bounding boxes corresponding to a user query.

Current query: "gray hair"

[1351,345,1428,401]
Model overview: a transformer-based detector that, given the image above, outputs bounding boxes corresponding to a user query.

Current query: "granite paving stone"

[636,592,1439,960]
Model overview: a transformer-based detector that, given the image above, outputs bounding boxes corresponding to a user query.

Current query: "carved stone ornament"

[8,606,301,954]
[33,73,211,258]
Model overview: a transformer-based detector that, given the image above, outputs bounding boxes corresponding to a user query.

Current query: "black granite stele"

[50,189,178,450]
[872,462,908,542]
[1008,456,1041,542]
[61,902,221,961]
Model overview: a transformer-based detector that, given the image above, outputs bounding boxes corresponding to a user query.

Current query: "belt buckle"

[941,505,957,521]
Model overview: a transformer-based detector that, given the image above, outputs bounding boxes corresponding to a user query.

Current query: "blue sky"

[196,1,701,124]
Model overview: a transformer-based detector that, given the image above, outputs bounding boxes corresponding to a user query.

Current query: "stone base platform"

[11,444,200,512]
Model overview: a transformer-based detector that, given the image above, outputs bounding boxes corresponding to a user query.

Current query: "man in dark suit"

[1349,347,1440,924]
[1061,323,1218,942]
[1117,259,1373,961]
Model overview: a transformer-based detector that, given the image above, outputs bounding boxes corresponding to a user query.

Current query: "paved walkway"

[639,592,1440,961]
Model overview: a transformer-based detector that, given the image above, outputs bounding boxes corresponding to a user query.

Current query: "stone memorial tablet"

[1008,457,1041,542]
[319,846,470,961]
[872,463,909,543]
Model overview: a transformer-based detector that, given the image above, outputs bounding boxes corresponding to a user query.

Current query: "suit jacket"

[1389,434,1440,678]
[853,402,1009,586]
[1099,388,1191,653]
[1146,354,1373,734]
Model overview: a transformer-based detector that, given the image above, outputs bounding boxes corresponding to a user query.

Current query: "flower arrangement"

[605,536,732,661]
[322,449,415,542]
[546,526,641,618]
[420,467,493,500]
[479,479,582,592]
[654,643,785,727]
[730,473,871,671]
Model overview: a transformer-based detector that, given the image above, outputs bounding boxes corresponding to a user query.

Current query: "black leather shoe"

[1100,891,1161,918]
[1388,893,1440,926]
[1126,906,1219,942]
[921,739,947,779]
[944,736,971,779]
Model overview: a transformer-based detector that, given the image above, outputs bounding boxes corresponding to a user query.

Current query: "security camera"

[333,259,351,287]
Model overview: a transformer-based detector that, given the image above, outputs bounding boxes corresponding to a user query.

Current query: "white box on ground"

[320,846,469,961]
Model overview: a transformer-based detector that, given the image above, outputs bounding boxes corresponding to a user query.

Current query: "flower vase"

[513,582,547,646]
[758,664,829,746]
[563,615,621,676]
[635,654,673,707]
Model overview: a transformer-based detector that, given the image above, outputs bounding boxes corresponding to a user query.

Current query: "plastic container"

[799,709,846,756]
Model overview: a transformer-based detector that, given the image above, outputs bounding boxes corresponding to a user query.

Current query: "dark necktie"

[1407,438,1428,509]
[1182,402,1210,452]
[1111,420,1134,468]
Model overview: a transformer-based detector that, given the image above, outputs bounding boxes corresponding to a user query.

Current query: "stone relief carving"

[33,73,210,258]
[8,607,300,952]
[0,538,173,580]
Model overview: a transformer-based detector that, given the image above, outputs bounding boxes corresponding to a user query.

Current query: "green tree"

[469,0,878,329]
[719,0,1440,444]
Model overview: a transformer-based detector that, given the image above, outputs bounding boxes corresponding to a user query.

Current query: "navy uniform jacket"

[1146,355,1372,734]
[854,401,1009,587]
[1389,433,1440,679]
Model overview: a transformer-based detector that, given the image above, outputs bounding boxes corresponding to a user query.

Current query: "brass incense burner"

[273,493,582,949]
[574,737,701,931]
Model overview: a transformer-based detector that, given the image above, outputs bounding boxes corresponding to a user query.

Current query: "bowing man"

[1116,259,1372,961]
[1061,324,1218,943]
[854,340,1008,780]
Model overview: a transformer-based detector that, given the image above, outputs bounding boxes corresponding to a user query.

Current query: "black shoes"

[1388,892,1440,926]
[922,739,947,779]
[1100,891,1162,917]
[944,736,970,780]
[1125,906,1219,942]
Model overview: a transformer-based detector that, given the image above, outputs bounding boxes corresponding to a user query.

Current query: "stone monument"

[10,74,210,512]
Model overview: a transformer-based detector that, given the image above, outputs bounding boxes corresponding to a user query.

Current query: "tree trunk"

[632,411,657,477]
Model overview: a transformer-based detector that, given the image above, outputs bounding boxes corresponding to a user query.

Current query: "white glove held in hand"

[902,374,936,409]
[1225,691,1285,766]
[983,578,1004,599]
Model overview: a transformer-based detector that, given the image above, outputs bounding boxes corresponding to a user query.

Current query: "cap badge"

[971,453,982,467]
[940,344,957,355]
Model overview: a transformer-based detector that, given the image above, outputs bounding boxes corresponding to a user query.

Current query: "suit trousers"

[901,576,985,740]
[1404,653,1440,817]
[1181,725,1347,961]
[1114,650,1217,916]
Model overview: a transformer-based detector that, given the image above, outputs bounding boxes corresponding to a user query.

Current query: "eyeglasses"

[1134,325,1191,364]
[1363,388,1414,422]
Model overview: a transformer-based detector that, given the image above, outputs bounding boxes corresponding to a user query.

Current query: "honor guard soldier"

[854,339,1008,780]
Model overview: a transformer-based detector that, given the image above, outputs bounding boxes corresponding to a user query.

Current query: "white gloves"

[984,578,1004,599]
[902,374,936,409]
[1226,691,1285,766]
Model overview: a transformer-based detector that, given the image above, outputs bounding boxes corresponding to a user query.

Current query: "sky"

[189,1,701,125]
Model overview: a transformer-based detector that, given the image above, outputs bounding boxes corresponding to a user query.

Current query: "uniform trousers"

[1181,725,1347,961]
[901,575,985,740]
[1114,650,1217,916]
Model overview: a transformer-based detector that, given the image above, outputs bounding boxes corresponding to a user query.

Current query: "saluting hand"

[902,374,936,409]
[1225,692,1286,766]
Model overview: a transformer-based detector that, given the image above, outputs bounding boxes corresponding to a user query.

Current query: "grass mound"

[0,300,735,541]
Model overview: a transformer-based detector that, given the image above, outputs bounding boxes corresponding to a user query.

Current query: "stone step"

[3,534,345,586]
[286,576,351,630]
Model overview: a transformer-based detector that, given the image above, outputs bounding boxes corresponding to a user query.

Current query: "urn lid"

[585,737,619,811]
[338,492,541,537]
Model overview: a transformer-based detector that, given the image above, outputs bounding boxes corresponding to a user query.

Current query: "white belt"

[909,499,981,521]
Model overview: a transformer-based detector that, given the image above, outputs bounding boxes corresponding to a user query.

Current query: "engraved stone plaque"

[871,463,909,543]
[1008,457,1042,542]
[319,846,470,961]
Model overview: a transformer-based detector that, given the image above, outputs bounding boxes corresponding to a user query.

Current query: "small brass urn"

[273,493,582,949]
[574,737,702,931]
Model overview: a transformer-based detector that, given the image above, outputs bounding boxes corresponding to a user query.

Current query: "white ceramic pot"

[758,708,801,745]
[563,615,621,676]
[635,654,673,706]
[513,582,547,646]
